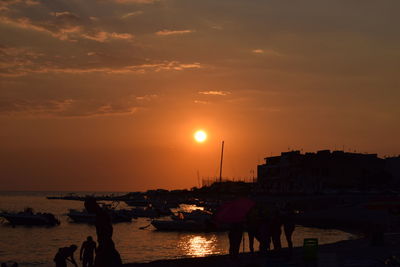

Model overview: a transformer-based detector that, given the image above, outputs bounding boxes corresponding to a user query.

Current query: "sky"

[0,0,399,191]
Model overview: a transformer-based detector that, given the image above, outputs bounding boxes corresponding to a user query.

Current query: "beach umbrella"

[214,197,256,224]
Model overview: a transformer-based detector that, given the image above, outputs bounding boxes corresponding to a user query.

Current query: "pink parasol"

[214,197,256,224]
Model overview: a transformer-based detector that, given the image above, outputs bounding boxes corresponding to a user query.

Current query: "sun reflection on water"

[178,235,218,257]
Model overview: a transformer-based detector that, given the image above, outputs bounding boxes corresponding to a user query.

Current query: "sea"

[0,191,357,266]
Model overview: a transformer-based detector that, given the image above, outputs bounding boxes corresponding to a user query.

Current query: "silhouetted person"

[228,223,243,258]
[258,218,273,253]
[270,211,282,251]
[84,197,122,267]
[248,205,272,254]
[54,245,78,267]
[11,264,18,267]
[80,236,97,267]
[2,263,7,267]
[247,206,260,253]
[282,204,296,251]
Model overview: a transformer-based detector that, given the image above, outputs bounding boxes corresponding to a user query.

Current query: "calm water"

[0,192,356,266]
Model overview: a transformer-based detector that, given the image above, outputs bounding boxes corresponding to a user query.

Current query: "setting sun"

[194,130,207,143]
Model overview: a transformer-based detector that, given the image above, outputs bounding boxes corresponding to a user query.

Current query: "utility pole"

[219,141,224,183]
[197,170,201,188]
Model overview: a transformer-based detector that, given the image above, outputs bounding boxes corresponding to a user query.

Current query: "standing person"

[84,197,122,267]
[80,236,97,267]
[246,206,261,253]
[53,245,78,267]
[228,223,244,259]
[282,203,296,251]
[270,210,282,252]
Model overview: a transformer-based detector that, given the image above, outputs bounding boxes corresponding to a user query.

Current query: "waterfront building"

[385,156,400,182]
[257,150,391,193]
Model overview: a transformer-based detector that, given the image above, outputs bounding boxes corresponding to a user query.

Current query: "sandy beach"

[124,234,400,267]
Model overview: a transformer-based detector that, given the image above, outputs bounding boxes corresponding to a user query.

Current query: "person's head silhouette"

[69,245,78,252]
[84,197,99,214]
[87,236,93,241]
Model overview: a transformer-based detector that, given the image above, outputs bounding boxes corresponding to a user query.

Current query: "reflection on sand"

[178,235,218,257]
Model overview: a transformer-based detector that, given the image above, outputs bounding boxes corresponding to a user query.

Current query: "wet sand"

[124,234,400,267]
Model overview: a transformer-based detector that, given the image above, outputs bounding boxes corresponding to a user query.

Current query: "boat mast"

[219,141,224,183]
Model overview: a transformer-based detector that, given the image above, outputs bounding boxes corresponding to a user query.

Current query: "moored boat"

[151,219,210,231]
[0,208,60,226]
[67,207,132,223]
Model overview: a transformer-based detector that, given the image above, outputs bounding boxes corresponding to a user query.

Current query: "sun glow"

[194,130,207,143]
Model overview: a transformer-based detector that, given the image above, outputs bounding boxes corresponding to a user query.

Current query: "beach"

[124,235,400,267]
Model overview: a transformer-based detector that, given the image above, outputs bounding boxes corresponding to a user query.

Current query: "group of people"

[54,198,295,265]
[228,202,296,258]
[54,236,96,267]
[54,198,122,267]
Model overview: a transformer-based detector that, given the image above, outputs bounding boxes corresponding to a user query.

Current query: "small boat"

[67,205,132,223]
[151,219,210,231]
[0,208,60,226]
[152,209,224,232]
[124,199,149,207]
[170,209,212,221]
[128,207,160,218]
[152,200,179,209]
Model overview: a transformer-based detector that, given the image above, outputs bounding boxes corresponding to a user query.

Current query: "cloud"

[114,0,158,4]
[198,90,231,96]
[155,29,194,36]
[121,11,144,19]
[252,49,264,54]
[136,94,158,101]
[0,47,202,77]
[0,97,145,118]
[251,49,282,57]
[0,12,133,42]
[81,31,134,42]
[194,100,210,105]
[0,0,39,11]
[0,45,43,76]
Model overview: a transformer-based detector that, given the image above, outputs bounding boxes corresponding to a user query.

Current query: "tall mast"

[219,141,224,183]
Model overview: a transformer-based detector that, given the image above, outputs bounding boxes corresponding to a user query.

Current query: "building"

[257,150,390,193]
[385,156,400,183]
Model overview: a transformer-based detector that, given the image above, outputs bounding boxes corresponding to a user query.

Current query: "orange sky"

[0,0,399,191]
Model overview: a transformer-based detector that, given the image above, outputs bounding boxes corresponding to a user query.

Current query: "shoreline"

[124,235,400,266]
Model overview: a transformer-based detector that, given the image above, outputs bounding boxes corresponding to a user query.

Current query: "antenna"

[219,141,224,183]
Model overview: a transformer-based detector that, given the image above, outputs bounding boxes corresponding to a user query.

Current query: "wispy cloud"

[194,100,210,105]
[198,90,231,96]
[0,47,202,77]
[0,13,133,42]
[155,29,194,36]
[81,31,134,42]
[121,11,144,19]
[136,94,158,101]
[0,0,39,11]
[252,49,264,54]
[252,49,282,56]
[0,97,144,118]
[114,0,158,3]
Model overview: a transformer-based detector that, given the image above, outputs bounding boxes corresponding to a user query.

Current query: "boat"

[0,208,60,226]
[124,199,149,207]
[170,209,212,221]
[151,219,211,231]
[125,203,173,218]
[151,209,224,232]
[67,205,132,223]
